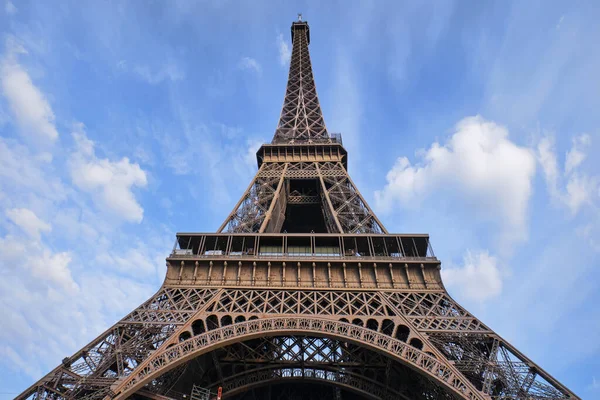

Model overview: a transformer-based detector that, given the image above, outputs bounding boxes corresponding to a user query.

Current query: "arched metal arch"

[107,317,485,400]
[216,366,407,400]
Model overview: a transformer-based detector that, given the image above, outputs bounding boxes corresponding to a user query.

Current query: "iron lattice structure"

[17,18,579,400]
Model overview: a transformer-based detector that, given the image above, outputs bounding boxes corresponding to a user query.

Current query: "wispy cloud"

[0,37,58,142]
[276,33,291,66]
[0,233,78,293]
[118,60,184,84]
[0,137,66,204]
[134,63,183,84]
[157,116,260,211]
[565,134,591,174]
[0,70,164,391]
[244,138,262,167]
[537,134,598,216]
[5,208,51,239]
[328,49,362,166]
[238,56,262,74]
[5,1,17,15]
[69,124,148,223]
[442,250,503,302]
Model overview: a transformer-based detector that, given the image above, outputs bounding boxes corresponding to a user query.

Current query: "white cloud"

[30,249,77,293]
[69,125,148,223]
[0,37,58,141]
[277,33,291,66]
[96,246,159,278]
[564,174,594,214]
[2,120,171,383]
[0,260,155,379]
[375,115,536,242]
[442,250,503,302]
[5,1,16,15]
[238,56,262,74]
[328,48,363,166]
[0,234,78,293]
[537,134,597,215]
[156,115,261,211]
[385,21,411,83]
[0,36,171,391]
[0,137,67,203]
[0,346,38,379]
[5,208,51,239]
[0,103,9,127]
[577,223,600,253]
[0,153,168,378]
[244,139,262,167]
[131,62,184,84]
[565,134,590,174]
[537,136,559,197]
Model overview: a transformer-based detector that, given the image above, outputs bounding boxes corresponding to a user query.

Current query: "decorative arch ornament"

[107,317,484,399]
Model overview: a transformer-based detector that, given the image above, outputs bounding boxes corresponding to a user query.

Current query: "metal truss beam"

[108,317,484,399]
[16,16,579,400]
[273,21,329,144]
[219,162,386,234]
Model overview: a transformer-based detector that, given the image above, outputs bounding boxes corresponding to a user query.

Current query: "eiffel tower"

[17,17,579,400]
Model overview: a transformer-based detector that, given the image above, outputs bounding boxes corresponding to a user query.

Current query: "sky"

[0,0,599,398]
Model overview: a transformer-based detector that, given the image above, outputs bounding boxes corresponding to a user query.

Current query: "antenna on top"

[298,13,302,21]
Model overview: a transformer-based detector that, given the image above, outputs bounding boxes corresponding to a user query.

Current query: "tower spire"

[273,19,329,144]
[217,17,388,234]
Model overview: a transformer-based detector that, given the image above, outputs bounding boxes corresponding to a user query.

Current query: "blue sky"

[1,0,599,398]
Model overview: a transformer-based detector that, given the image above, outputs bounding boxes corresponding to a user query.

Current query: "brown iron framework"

[16,17,579,400]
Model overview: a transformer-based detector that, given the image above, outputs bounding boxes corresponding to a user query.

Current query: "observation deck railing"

[170,233,436,262]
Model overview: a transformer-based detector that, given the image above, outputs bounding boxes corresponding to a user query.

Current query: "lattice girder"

[219,163,286,233]
[384,291,490,333]
[273,21,329,144]
[15,287,219,400]
[219,162,387,234]
[107,316,485,399]
[17,16,579,400]
[18,283,577,400]
[162,336,425,400]
[319,162,386,234]
[18,285,578,400]
[428,333,570,399]
[206,289,392,316]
